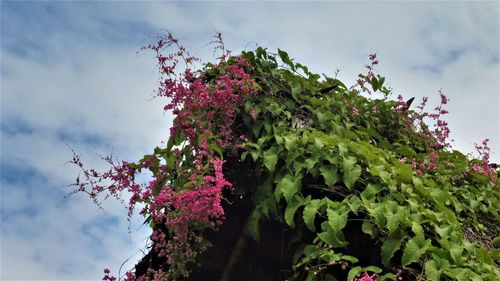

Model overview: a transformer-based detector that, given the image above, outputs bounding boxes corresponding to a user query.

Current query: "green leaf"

[251,151,259,162]
[343,156,362,190]
[327,208,348,232]
[360,183,380,201]
[284,134,299,151]
[305,271,315,281]
[278,48,293,67]
[252,119,263,137]
[492,235,500,247]
[370,76,380,92]
[284,195,306,228]
[314,137,325,150]
[346,195,361,215]
[444,268,471,281]
[318,231,335,246]
[385,205,404,234]
[347,266,363,281]
[381,229,404,267]
[367,203,386,227]
[361,220,378,239]
[304,158,317,172]
[448,243,463,265]
[378,76,385,88]
[338,142,348,156]
[240,151,249,161]
[320,165,338,187]
[402,235,431,266]
[303,199,323,231]
[424,260,441,281]
[411,222,424,238]
[341,255,359,263]
[263,147,279,173]
[364,266,382,273]
[475,248,494,265]
[263,118,272,133]
[369,165,391,184]
[277,173,303,203]
[208,143,223,158]
[291,84,301,100]
[319,222,348,247]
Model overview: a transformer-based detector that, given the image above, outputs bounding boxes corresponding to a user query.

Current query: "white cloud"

[1,177,151,280]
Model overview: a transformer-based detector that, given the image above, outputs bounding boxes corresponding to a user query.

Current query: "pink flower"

[124,271,136,281]
[354,272,378,281]
[352,107,360,116]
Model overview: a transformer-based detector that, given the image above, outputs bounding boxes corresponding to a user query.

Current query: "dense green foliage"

[75,35,499,281]
[232,48,499,280]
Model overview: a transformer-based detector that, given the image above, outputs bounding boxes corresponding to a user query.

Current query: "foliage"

[71,33,499,281]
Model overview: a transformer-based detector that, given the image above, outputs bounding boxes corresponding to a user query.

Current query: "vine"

[70,33,499,281]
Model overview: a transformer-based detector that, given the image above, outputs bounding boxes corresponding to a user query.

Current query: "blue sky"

[1,1,498,280]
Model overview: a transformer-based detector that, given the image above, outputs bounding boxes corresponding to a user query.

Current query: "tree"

[72,33,499,281]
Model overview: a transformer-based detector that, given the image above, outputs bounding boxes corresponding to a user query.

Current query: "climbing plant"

[71,33,499,281]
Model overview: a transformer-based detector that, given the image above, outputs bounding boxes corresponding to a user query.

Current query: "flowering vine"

[70,33,257,280]
[70,33,498,281]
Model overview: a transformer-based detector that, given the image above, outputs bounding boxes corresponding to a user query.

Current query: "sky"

[1,1,498,280]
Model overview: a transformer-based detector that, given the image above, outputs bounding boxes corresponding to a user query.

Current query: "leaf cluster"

[229,48,500,280]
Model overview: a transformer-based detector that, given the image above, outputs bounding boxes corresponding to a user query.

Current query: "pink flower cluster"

[393,90,454,176]
[71,33,258,279]
[397,90,451,150]
[411,150,439,175]
[102,268,116,281]
[428,90,451,149]
[353,272,378,281]
[353,53,379,94]
[147,158,232,263]
[150,33,256,149]
[134,34,257,276]
[394,95,408,113]
[472,138,497,182]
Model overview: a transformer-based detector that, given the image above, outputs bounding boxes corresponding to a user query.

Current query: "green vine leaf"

[319,221,348,248]
[401,235,431,266]
[365,266,382,273]
[303,199,323,231]
[278,48,293,68]
[347,266,363,281]
[285,195,307,228]
[361,220,378,240]
[277,173,303,204]
[327,208,348,233]
[263,146,279,173]
[360,183,380,201]
[343,156,362,190]
[320,165,338,187]
[381,229,404,267]
[424,260,441,281]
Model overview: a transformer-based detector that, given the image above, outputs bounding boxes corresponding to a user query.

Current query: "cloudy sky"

[1,1,498,280]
